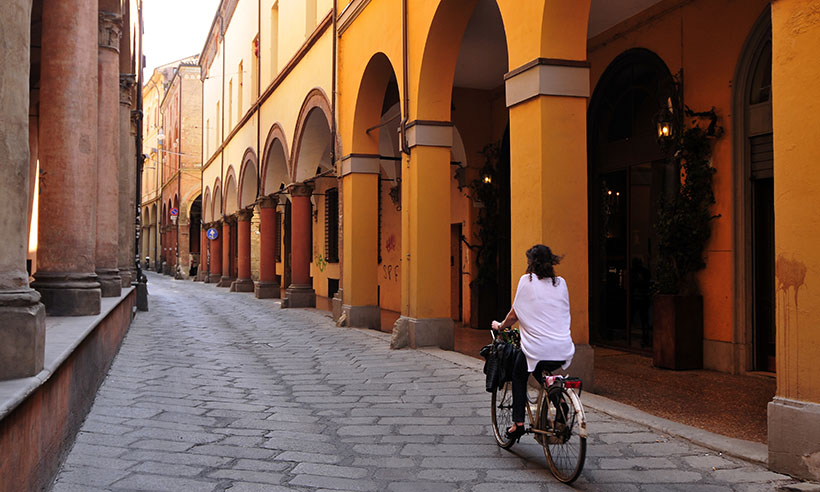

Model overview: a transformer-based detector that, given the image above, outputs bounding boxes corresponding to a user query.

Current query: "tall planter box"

[653,294,703,370]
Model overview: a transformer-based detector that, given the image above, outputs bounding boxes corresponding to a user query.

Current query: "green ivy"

[655,109,723,295]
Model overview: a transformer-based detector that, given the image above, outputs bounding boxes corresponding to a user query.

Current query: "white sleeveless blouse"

[512,274,575,372]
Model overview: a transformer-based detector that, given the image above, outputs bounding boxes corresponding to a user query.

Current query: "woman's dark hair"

[526,244,561,285]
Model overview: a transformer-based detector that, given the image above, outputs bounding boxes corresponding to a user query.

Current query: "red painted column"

[232,209,254,292]
[219,218,234,287]
[198,227,208,281]
[32,0,102,315]
[255,197,280,298]
[209,221,222,283]
[95,10,122,297]
[283,184,315,308]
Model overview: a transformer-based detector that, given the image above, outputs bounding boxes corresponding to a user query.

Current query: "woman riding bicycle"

[491,244,575,442]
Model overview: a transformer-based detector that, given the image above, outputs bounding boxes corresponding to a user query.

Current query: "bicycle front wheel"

[543,388,586,483]
[491,381,515,449]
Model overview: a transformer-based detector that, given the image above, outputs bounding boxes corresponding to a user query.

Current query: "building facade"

[188,0,820,479]
[140,58,203,279]
[0,0,143,489]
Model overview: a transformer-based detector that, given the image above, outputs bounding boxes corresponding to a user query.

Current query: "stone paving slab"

[48,273,807,491]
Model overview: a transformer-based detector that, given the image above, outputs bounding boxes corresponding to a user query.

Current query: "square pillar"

[768,0,820,480]
[506,58,593,388]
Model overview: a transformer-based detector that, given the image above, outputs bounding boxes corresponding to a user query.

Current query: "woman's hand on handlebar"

[491,320,502,331]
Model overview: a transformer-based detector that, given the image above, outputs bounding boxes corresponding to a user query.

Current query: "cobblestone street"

[50,273,801,492]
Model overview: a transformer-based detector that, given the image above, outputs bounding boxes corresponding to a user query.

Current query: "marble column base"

[207,273,221,284]
[96,268,122,298]
[390,316,454,350]
[0,289,46,380]
[217,276,235,288]
[121,268,136,287]
[342,304,380,330]
[254,281,280,299]
[230,278,254,292]
[282,284,315,308]
[31,272,101,316]
[769,397,820,481]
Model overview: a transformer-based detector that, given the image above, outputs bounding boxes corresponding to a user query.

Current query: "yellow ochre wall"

[771,0,820,404]
[587,0,769,365]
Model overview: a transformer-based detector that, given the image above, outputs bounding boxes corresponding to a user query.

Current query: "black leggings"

[511,350,564,424]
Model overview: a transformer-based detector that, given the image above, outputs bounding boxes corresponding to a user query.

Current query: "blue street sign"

[206,228,219,240]
[170,207,179,216]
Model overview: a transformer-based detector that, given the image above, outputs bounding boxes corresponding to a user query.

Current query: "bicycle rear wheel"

[543,388,586,483]
[491,381,515,449]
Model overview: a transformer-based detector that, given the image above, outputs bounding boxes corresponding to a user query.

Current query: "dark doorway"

[744,17,775,372]
[588,49,673,353]
[189,195,202,276]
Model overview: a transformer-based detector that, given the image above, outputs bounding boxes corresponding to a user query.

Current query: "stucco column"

[231,209,254,292]
[0,0,46,379]
[506,58,593,387]
[95,11,122,297]
[196,227,208,281]
[340,154,380,329]
[255,197,280,298]
[283,184,315,308]
[389,123,454,350]
[118,74,137,286]
[768,0,820,481]
[208,222,222,283]
[219,217,235,287]
[32,0,102,316]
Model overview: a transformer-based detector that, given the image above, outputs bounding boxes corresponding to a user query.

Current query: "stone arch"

[212,178,223,220]
[291,88,336,183]
[224,167,238,215]
[203,187,212,223]
[352,52,401,155]
[733,5,774,373]
[239,147,259,209]
[261,123,290,195]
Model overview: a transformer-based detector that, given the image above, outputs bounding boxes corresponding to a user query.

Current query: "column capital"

[119,73,136,106]
[289,183,314,197]
[98,11,122,53]
[237,209,253,221]
[258,196,277,209]
[223,215,236,225]
[406,120,453,149]
[504,57,590,108]
[340,153,380,176]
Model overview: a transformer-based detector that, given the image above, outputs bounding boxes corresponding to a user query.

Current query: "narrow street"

[50,273,798,492]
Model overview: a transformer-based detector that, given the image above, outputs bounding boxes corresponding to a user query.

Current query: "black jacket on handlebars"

[480,341,520,392]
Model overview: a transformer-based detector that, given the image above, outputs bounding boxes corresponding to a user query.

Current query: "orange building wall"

[587,0,770,356]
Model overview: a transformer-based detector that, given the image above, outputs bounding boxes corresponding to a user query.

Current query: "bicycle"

[489,329,588,484]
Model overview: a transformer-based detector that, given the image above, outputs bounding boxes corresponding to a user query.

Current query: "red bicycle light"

[564,380,581,389]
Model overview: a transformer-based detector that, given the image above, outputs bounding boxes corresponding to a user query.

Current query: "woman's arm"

[491,307,518,331]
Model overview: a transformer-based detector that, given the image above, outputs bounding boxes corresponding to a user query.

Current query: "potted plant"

[653,93,723,370]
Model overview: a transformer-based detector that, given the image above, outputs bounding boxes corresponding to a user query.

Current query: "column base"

[332,290,343,322]
[230,278,254,292]
[282,284,315,308]
[0,289,46,380]
[120,269,134,287]
[207,273,221,284]
[343,304,380,330]
[390,316,454,350]
[217,276,235,288]
[96,269,122,298]
[254,281,280,299]
[768,397,820,481]
[567,344,595,392]
[162,262,170,275]
[31,272,101,316]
